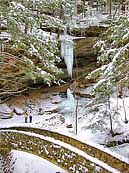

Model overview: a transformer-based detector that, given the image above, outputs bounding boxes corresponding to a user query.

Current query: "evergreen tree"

[0,0,71,99]
[87,14,129,97]
[0,149,15,173]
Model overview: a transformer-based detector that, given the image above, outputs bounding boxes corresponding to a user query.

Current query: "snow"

[12,150,66,173]
[58,88,77,124]
[0,129,121,173]
[0,32,11,41]
[104,42,129,76]
[58,88,76,111]
[78,13,108,28]
[0,104,12,113]
[1,1,129,172]
[110,144,129,158]
[11,2,25,11]
[1,84,129,172]
[61,34,74,77]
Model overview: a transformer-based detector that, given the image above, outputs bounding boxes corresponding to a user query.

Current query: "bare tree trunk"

[24,0,29,34]
[108,96,114,136]
[122,98,128,123]
[0,19,1,34]
[25,19,29,34]
[82,0,86,17]
[59,4,64,20]
[75,48,79,135]
[116,86,119,110]
[113,2,121,19]
[121,0,125,14]
[109,0,112,17]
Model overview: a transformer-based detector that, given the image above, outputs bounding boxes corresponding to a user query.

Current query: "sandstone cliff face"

[60,26,107,80]
[59,36,98,80]
[75,37,97,64]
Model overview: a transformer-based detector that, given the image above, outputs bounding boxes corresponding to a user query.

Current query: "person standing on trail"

[24,110,28,123]
[26,99,34,123]
[29,113,32,123]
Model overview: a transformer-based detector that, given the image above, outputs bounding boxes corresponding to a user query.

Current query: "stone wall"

[3,126,129,173]
[0,131,111,173]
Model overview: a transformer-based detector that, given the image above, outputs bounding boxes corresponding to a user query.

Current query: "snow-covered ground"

[12,150,66,173]
[0,85,129,172]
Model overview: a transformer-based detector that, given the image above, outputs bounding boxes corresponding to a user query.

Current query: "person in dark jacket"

[29,114,32,123]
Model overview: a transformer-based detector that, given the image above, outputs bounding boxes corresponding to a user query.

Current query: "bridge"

[0,126,129,173]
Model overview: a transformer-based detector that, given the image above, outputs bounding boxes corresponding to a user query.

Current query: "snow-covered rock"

[0,104,13,119]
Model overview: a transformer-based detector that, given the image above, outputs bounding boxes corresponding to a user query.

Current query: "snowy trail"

[0,126,129,173]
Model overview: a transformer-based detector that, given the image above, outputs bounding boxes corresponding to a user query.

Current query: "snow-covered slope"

[12,150,66,173]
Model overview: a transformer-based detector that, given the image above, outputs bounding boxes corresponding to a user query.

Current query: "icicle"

[60,26,74,77]
[65,39,73,77]
[58,88,77,129]
[61,39,65,58]
[67,88,75,101]
[58,88,76,113]
[61,37,74,77]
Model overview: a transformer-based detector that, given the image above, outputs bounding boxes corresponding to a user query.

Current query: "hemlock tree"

[87,14,129,96]
[0,0,78,100]
[0,149,15,173]
[0,0,84,101]
[85,14,129,134]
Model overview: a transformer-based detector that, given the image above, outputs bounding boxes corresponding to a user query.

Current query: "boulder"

[0,104,13,119]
